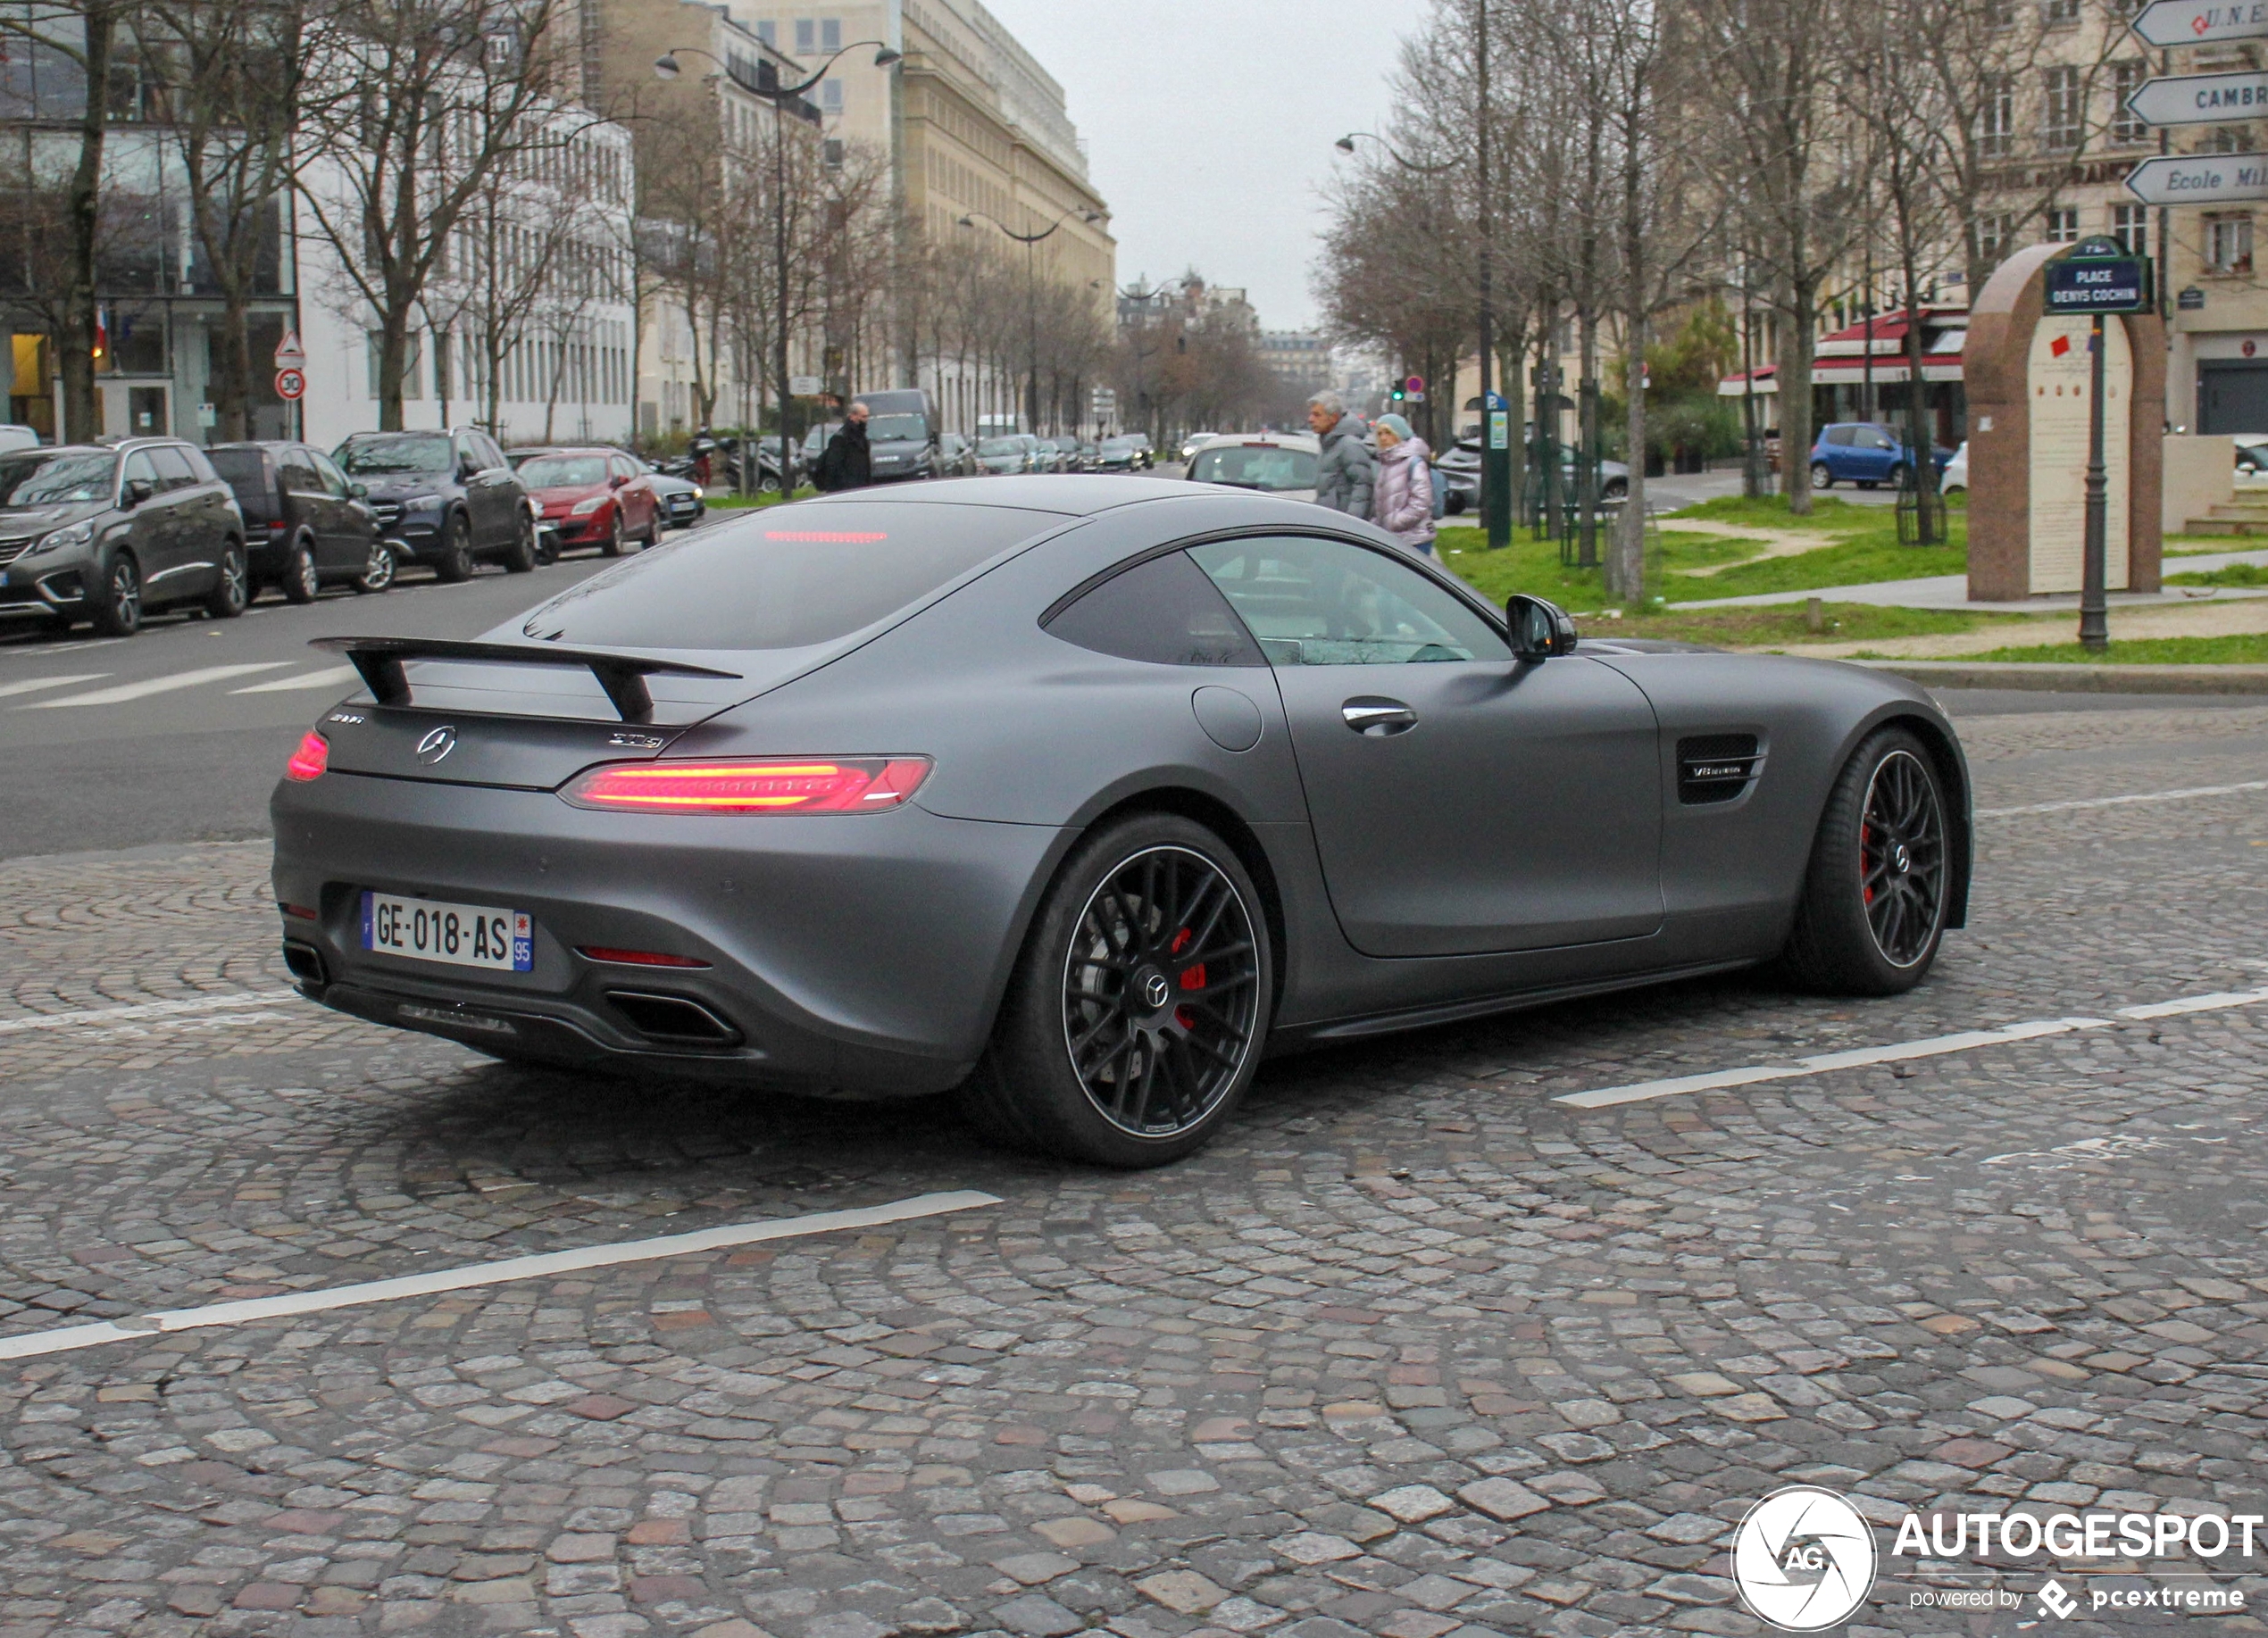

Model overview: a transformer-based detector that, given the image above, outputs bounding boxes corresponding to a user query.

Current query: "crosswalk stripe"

[21,662,294,708]
[0,673,106,701]
[229,665,361,694]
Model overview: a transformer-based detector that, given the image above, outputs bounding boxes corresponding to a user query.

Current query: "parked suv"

[1809,421,1953,489]
[0,438,247,636]
[332,428,535,579]
[208,440,397,601]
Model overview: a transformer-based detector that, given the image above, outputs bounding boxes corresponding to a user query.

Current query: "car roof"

[522,445,621,457]
[1199,432,1321,452]
[796,473,1315,518]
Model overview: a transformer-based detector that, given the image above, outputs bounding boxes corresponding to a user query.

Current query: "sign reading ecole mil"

[2124,152,2268,204]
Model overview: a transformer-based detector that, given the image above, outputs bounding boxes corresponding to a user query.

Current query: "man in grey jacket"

[1307,391,1375,518]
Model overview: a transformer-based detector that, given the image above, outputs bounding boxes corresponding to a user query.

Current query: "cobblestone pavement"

[0,702,2264,1638]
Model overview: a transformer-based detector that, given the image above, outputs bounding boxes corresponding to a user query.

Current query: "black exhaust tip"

[605,991,741,1047]
[281,939,329,986]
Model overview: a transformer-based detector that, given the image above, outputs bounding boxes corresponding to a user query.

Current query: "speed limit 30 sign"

[274,368,305,401]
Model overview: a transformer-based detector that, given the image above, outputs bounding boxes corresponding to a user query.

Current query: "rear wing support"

[311,636,742,723]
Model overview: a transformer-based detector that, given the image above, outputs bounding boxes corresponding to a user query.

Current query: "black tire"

[435,514,475,582]
[600,512,625,557]
[281,536,321,604]
[204,540,248,619]
[502,511,538,573]
[1888,462,1912,490]
[1602,478,1629,501]
[91,552,141,636]
[1810,461,1833,490]
[957,814,1272,1167]
[352,540,397,595]
[1783,728,1952,996]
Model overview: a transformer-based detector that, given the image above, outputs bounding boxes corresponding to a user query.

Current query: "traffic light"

[1388,386,1405,403]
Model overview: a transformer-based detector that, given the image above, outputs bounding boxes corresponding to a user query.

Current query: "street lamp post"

[959,207,1102,436]
[656,37,899,499]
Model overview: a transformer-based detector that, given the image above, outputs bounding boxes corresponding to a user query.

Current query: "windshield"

[518,502,1060,651]
[1191,444,1319,492]
[977,437,1023,456]
[0,451,116,506]
[338,436,452,476]
[518,455,609,488]
[865,414,927,442]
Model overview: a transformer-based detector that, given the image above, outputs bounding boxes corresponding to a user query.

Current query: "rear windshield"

[519,455,608,488]
[865,414,926,442]
[978,437,1022,456]
[205,448,268,496]
[1192,443,1318,492]
[518,502,1059,651]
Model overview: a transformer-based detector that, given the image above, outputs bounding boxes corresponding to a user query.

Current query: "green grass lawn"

[2166,562,2268,586]
[706,486,817,510]
[1588,603,2039,649]
[1963,633,2268,664]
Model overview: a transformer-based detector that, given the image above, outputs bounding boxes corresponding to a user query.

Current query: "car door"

[1188,534,1663,957]
[612,453,653,534]
[1854,424,1900,481]
[307,447,373,569]
[454,431,508,548]
[114,449,177,589]
[1819,425,1856,479]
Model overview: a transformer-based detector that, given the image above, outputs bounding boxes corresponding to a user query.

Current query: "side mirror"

[349,481,368,498]
[458,461,479,481]
[609,474,627,488]
[124,478,154,507]
[1506,594,1578,663]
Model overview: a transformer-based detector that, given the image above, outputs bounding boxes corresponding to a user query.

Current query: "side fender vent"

[1679,734,1762,805]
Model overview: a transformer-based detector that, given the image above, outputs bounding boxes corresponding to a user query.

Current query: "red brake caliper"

[1171,927,1203,1027]
[1861,822,1874,905]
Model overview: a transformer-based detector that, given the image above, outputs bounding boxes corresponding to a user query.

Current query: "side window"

[477,434,508,470]
[1825,427,1855,447]
[308,449,353,497]
[611,454,637,481]
[147,446,197,491]
[121,451,158,495]
[454,434,482,474]
[180,446,221,484]
[1043,550,1265,667]
[1187,536,1511,667]
[1863,427,1898,450]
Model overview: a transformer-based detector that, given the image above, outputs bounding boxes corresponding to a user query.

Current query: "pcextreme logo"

[1731,1486,1880,1630]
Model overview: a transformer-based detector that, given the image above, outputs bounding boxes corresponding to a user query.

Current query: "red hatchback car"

[513,447,660,556]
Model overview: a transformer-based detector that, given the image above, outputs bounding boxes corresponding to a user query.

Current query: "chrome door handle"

[1342,698,1417,736]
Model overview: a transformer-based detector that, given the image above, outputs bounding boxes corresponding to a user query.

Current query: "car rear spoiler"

[311,636,742,723]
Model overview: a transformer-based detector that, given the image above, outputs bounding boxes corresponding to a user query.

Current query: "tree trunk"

[218,286,254,440]
[376,302,413,430]
[59,1,117,442]
[1779,282,1817,517]
[1616,321,1648,604]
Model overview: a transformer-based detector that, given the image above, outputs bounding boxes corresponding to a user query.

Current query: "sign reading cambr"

[2044,237,2149,314]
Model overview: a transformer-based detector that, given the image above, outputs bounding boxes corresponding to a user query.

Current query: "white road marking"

[229,665,360,694]
[1978,779,2268,819]
[21,661,294,708]
[0,992,298,1035]
[1555,985,2268,1109]
[0,672,106,700]
[0,1191,1001,1364]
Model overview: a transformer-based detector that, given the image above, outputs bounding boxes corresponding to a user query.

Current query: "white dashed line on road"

[229,665,361,694]
[0,673,107,700]
[1978,779,2268,819]
[0,1190,1002,1364]
[0,992,298,1035]
[20,662,295,708]
[1555,985,2268,1109]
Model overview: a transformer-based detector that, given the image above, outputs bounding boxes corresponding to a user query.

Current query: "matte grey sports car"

[271,476,1972,1167]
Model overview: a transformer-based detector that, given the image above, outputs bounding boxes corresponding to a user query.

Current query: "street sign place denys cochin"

[2131,0,2268,47]
[2125,70,2268,127]
[2124,152,2268,204]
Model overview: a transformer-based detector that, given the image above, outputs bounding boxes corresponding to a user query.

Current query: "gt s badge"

[607,731,667,749]
[414,726,458,764]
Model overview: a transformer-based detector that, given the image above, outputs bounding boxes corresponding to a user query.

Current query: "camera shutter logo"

[1730,1485,1879,1631]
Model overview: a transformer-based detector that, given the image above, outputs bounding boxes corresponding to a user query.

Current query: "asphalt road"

[0,541,643,860]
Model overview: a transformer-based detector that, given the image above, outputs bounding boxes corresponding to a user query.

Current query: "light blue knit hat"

[1373,412,1415,442]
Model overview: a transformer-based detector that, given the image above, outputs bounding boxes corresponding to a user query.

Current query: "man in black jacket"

[813,401,872,492]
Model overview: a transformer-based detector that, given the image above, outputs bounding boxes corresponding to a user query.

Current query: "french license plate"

[361,891,532,972]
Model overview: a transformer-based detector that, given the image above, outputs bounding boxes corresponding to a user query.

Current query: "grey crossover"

[333,428,535,581]
[0,438,248,635]
[272,477,1972,1167]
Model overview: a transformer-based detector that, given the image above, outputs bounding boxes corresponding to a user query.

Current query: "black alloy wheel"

[282,536,321,604]
[353,540,396,594]
[92,553,141,636]
[961,816,1272,1166]
[1784,727,1951,995]
[204,541,248,618]
[435,515,475,582]
[601,511,625,556]
[502,511,538,573]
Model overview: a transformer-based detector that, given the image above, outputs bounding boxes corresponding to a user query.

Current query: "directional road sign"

[274,368,305,401]
[2124,151,2268,204]
[2131,0,2268,48]
[788,374,822,396]
[2125,70,2268,126]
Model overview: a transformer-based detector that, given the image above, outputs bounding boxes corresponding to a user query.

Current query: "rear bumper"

[271,772,1068,1096]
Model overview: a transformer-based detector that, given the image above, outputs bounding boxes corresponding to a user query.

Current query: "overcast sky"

[979,1,1411,334]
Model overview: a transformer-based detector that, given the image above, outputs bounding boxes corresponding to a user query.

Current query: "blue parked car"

[1809,422,1953,490]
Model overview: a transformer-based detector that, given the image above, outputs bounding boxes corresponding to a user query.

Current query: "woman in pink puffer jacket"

[1368,412,1436,556]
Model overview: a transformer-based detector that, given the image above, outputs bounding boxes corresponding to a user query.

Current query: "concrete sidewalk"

[1673,544,2268,611]
[1861,658,2268,694]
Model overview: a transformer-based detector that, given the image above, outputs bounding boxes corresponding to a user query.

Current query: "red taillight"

[285,732,329,781]
[281,902,317,920]
[562,756,931,814]
[268,520,288,532]
[578,946,711,968]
